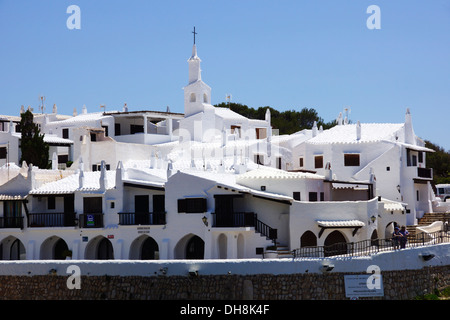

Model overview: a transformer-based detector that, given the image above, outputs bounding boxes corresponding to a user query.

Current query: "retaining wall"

[0,243,449,300]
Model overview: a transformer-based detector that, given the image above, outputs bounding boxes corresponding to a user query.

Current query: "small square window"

[314,156,323,169]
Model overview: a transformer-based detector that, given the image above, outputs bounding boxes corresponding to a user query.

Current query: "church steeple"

[183,27,212,117]
[188,43,201,84]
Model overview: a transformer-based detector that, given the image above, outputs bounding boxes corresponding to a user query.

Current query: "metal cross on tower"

[192,26,197,44]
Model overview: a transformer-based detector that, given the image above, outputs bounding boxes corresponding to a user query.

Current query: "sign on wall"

[344,274,384,298]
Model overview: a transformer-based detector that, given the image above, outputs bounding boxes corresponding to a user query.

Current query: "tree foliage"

[19,110,49,169]
[214,102,336,135]
[425,140,450,185]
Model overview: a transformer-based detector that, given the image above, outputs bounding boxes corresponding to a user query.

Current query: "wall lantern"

[370,216,376,224]
[396,185,401,193]
[202,216,208,227]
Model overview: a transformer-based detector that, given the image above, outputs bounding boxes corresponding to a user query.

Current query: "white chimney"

[356,121,361,141]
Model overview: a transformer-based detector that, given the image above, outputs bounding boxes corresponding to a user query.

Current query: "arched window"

[203,93,208,103]
[190,93,196,103]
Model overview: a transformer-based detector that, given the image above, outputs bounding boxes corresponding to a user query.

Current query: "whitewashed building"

[0,38,439,261]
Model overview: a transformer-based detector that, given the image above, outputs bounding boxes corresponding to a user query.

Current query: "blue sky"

[0,1,449,150]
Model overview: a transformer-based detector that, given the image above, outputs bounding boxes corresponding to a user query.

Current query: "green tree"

[425,140,450,185]
[214,102,336,135]
[19,110,49,169]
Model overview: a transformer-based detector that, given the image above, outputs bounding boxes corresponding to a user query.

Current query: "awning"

[316,219,365,238]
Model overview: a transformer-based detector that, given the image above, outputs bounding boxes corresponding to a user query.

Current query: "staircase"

[407,212,449,238]
[265,241,294,259]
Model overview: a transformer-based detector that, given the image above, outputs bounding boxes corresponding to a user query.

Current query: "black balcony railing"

[79,213,103,228]
[212,212,277,241]
[293,230,450,259]
[28,212,76,227]
[0,216,24,229]
[118,212,166,225]
[417,167,433,179]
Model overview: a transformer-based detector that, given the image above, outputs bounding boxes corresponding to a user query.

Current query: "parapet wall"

[0,243,449,300]
[0,265,449,300]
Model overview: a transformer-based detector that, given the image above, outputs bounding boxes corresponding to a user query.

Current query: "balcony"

[417,167,433,179]
[211,212,277,240]
[28,212,77,227]
[0,217,24,229]
[79,213,104,228]
[118,212,166,225]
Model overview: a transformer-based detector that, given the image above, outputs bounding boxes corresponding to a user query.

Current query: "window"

[418,152,424,163]
[320,192,324,201]
[130,124,144,134]
[62,128,69,139]
[254,154,264,165]
[102,125,109,137]
[115,123,121,136]
[344,154,360,166]
[416,190,420,201]
[309,192,318,202]
[178,198,207,213]
[293,192,301,201]
[255,128,267,139]
[0,147,6,159]
[203,93,208,103]
[276,157,282,169]
[48,196,56,210]
[83,197,102,214]
[314,156,323,169]
[231,125,241,138]
[299,157,304,167]
[190,93,196,103]
[411,155,417,167]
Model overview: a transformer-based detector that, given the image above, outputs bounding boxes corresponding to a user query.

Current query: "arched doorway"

[41,236,69,260]
[97,238,114,260]
[324,231,347,257]
[0,236,26,260]
[218,234,227,259]
[237,234,244,259]
[141,237,159,260]
[370,229,379,246]
[385,222,398,239]
[186,235,204,260]
[300,231,317,247]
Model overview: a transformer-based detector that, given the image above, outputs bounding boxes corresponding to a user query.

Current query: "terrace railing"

[118,212,166,225]
[293,230,450,259]
[28,212,77,227]
[211,212,277,241]
[0,216,24,229]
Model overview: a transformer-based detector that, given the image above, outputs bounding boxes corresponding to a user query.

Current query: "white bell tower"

[183,27,212,117]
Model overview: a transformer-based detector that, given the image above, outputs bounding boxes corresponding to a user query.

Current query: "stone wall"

[0,265,449,300]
